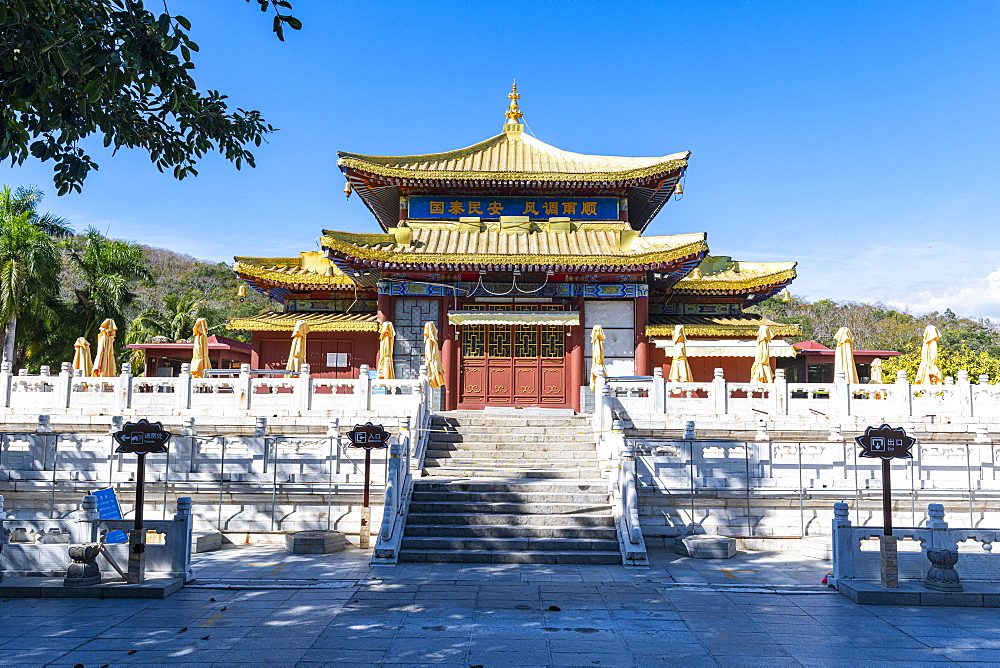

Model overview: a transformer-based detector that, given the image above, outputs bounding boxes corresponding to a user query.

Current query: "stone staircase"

[398,413,620,564]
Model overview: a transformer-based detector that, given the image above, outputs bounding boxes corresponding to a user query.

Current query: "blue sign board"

[92,487,128,543]
[408,196,618,220]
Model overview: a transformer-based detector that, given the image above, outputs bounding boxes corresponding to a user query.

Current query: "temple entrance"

[457,305,567,408]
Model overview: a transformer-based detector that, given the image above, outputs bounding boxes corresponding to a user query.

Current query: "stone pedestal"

[880,534,899,588]
[925,548,963,592]
[675,535,736,559]
[64,543,102,586]
[285,530,347,554]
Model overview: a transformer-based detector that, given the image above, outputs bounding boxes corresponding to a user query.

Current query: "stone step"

[406,512,614,528]
[397,549,622,565]
[400,536,620,552]
[422,467,598,479]
[428,432,595,444]
[424,457,598,469]
[411,490,608,504]
[413,479,608,493]
[403,524,617,539]
[407,501,613,515]
[431,418,591,429]
[426,437,595,448]
[426,443,597,459]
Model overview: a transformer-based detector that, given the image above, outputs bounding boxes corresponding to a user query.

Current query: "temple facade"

[229,87,800,411]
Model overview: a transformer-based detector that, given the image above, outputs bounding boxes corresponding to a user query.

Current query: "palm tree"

[0,185,70,366]
[68,228,152,343]
[0,185,72,237]
[0,213,61,365]
[126,292,210,367]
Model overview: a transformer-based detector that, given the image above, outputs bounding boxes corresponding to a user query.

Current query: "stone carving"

[924,548,962,592]
[64,543,102,586]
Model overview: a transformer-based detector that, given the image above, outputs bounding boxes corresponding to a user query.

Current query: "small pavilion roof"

[666,257,797,307]
[792,340,902,357]
[234,252,356,288]
[646,314,802,339]
[227,312,380,333]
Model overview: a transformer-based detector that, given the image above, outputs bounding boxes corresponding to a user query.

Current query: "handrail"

[593,369,648,567]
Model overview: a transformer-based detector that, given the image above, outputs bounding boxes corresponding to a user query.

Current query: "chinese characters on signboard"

[408,196,618,220]
[856,424,914,460]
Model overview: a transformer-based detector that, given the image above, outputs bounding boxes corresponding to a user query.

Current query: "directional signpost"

[346,422,390,548]
[856,424,915,588]
[112,419,171,583]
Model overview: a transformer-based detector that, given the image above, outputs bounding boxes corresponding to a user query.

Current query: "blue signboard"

[92,487,128,543]
[408,196,618,220]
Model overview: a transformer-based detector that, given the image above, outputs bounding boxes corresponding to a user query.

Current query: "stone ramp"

[399,414,620,564]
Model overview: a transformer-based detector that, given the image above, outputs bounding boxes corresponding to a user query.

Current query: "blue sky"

[3,1,998,317]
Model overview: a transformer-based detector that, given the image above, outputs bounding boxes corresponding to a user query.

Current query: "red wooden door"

[457,306,567,409]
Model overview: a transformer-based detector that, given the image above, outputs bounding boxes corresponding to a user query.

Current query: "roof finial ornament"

[505,81,523,122]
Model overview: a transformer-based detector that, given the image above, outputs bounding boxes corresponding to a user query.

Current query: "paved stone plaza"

[1,547,998,666]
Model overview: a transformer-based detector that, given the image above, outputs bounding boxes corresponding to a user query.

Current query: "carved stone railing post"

[711,368,727,416]
[298,363,312,412]
[248,417,267,474]
[117,362,133,411]
[173,497,195,581]
[774,368,789,415]
[652,367,664,414]
[56,362,72,409]
[683,420,696,440]
[895,370,912,416]
[957,370,973,417]
[834,371,849,417]
[357,364,371,411]
[238,363,252,411]
[831,501,852,585]
[176,363,192,411]
[0,361,13,408]
[64,543,102,587]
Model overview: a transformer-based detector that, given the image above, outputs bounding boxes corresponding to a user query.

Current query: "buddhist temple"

[229,85,800,411]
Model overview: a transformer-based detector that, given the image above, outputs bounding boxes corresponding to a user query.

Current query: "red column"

[635,294,649,376]
[568,297,584,412]
[377,293,391,323]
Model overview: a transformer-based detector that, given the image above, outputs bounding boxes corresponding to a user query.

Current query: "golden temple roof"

[646,314,802,338]
[338,133,689,184]
[227,312,380,332]
[673,259,798,292]
[320,223,707,270]
[234,252,356,287]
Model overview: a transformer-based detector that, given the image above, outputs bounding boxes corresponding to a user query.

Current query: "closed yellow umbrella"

[870,357,884,384]
[286,320,309,373]
[589,325,607,390]
[423,322,445,388]
[91,319,117,378]
[833,327,859,384]
[72,337,92,376]
[377,321,395,379]
[749,324,774,383]
[915,325,942,385]
[190,318,212,378]
[667,325,693,382]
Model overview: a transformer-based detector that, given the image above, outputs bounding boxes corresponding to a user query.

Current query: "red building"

[229,87,800,410]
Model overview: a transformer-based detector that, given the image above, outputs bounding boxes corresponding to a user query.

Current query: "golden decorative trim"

[320,234,708,268]
[674,268,798,291]
[339,157,687,183]
[227,314,380,333]
[645,323,802,338]
[233,261,356,287]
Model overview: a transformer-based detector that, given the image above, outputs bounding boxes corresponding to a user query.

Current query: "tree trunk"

[2,314,15,367]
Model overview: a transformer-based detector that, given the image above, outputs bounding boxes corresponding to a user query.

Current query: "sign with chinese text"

[113,419,171,455]
[347,422,390,449]
[856,424,914,460]
[91,487,128,544]
[408,196,618,220]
